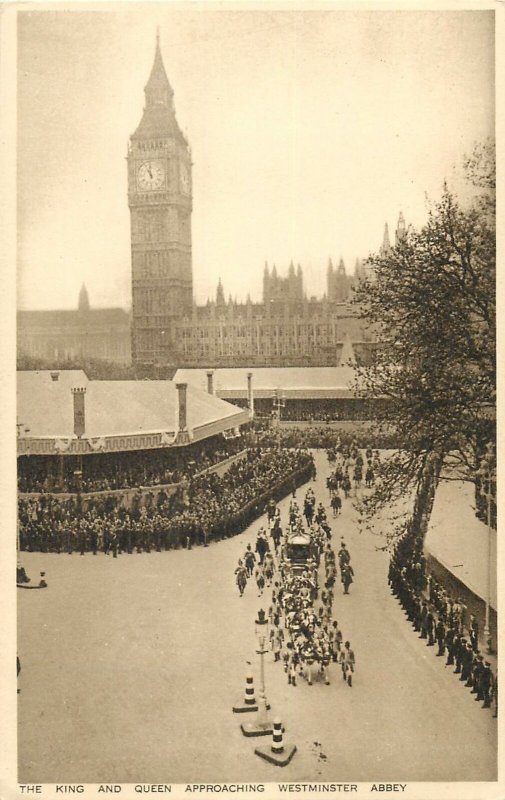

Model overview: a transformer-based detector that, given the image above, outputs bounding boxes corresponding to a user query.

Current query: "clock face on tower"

[137,161,165,191]
[180,163,190,194]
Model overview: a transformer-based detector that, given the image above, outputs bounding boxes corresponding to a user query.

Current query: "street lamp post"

[477,442,496,655]
[256,609,269,713]
[241,609,273,737]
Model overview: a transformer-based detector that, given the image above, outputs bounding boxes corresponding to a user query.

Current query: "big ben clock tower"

[128,32,192,365]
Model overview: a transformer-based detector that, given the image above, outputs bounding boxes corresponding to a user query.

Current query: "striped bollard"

[232,672,258,713]
[254,717,297,766]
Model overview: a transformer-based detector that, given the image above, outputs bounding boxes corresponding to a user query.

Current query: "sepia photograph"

[4,1,500,795]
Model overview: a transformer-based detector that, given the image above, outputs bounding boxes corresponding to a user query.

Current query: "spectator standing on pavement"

[481,661,493,709]
[435,618,446,657]
[469,614,479,652]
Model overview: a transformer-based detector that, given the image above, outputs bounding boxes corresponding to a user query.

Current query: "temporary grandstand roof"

[173,366,362,400]
[17,370,250,456]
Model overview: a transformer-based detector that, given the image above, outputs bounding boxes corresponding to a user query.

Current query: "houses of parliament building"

[18,35,405,370]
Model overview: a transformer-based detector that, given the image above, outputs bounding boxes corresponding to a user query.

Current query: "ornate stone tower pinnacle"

[380,223,391,256]
[216,277,225,306]
[78,283,90,312]
[395,212,406,246]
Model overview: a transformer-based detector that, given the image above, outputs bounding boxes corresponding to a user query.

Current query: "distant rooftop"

[17,308,130,328]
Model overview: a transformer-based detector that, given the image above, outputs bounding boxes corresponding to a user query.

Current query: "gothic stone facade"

[172,263,375,367]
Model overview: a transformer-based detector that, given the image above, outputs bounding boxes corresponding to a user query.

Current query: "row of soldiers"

[19,511,206,555]
[389,544,497,716]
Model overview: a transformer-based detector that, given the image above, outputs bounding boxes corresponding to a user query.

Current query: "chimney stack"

[71,387,86,438]
[206,370,214,395]
[176,383,188,431]
[247,372,254,417]
[50,371,60,382]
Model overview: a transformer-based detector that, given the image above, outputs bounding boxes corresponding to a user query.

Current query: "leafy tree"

[16,354,176,381]
[354,140,495,543]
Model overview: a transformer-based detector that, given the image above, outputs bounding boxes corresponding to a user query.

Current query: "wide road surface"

[18,450,496,783]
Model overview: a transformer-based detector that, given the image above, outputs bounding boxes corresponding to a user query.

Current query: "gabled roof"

[17,371,249,455]
[173,366,362,400]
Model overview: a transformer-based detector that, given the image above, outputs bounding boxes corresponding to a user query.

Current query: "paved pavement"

[18,450,497,783]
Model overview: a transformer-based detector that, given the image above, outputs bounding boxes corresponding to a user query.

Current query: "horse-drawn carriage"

[282,530,319,576]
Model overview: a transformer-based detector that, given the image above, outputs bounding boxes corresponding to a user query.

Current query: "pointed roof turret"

[216,277,225,306]
[337,257,346,275]
[131,32,186,143]
[380,223,391,256]
[78,283,90,312]
[327,257,333,273]
[271,264,277,279]
[263,261,269,275]
[289,260,295,275]
[395,211,406,245]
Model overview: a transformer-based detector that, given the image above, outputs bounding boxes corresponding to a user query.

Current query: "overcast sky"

[16,6,494,310]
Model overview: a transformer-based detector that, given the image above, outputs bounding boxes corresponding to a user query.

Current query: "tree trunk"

[411,454,442,542]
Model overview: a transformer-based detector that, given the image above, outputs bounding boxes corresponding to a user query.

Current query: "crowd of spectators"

[18,435,244,494]
[230,398,388,422]
[388,525,497,716]
[18,422,399,497]
[18,447,314,554]
[279,399,383,423]
[250,424,399,451]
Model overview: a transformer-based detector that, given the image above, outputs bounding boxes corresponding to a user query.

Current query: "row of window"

[177,326,352,339]
[182,343,325,356]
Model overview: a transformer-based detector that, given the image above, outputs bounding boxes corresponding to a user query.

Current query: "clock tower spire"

[128,32,193,366]
[143,29,174,110]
